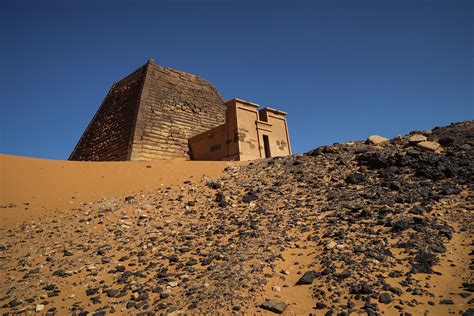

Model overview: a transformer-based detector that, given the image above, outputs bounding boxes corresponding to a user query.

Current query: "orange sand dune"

[0,154,243,228]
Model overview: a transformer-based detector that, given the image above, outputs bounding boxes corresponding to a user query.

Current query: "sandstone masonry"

[69,59,225,161]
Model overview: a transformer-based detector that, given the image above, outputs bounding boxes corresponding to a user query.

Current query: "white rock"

[272,285,281,292]
[36,305,45,312]
[86,265,96,271]
[408,134,427,143]
[326,241,337,249]
[367,135,389,145]
[417,141,441,152]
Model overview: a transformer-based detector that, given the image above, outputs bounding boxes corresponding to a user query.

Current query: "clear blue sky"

[1,0,472,160]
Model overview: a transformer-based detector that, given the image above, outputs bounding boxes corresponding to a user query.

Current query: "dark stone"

[440,186,461,195]
[151,286,163,293]
[124,196,135,203]
[409,206,425,215]
[156,302,167,310]
[43,284,57,291]
[260,301,287,314]
[215,192,228,207]
[52,269,71,277]
[389,286,403,296]
[8,300,22,308]
[391,218,414,232]
[462,308,474,316]
[379,293,393,304]
[316,302,327,309]
[363,301,378,312]
[296,270,319,285]
[242,192,258,203]
[334,270,351,280]
[350,283,372,295]
[86,288,99,296]
[358,152,388,169]
[90,296,101,304]
[380,166,399,178]
[201,257,213,265]
[412,216,427,226]
[106,289,119,297]
[208,182,221,189]
[168,254,179,263]
[431,244,446,253]
[411,250,438,273]
[438,137,455,147]
[345,172,367,184]
[463,283,474,292]
[439,299,454,305]
[439,227,453,240]
[386,180,402,191]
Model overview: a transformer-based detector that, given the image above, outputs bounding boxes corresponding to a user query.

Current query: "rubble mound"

[0,121,472,315]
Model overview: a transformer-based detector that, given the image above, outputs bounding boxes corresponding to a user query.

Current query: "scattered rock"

[296,270,319,285]
[417,141,441,152]
[260,300,287,314]
[379,293,393,304]
[367,135,389,145]
[408,134,427,144]
[345,172,367,184]
[35,304,45,312]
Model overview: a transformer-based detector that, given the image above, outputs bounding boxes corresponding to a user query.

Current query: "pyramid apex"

[147,58,155,64]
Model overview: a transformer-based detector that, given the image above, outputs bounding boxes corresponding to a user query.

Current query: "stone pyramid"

[69,59,225,161]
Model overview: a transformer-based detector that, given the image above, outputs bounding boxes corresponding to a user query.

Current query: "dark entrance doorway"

[263,135,271,158]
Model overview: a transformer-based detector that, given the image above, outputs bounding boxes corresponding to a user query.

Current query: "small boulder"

[296,270,319,285]
[417,141,441,152]
[345,173,367,184]
[260,301,287,314]
[408,134,427,144]
[462,308,474,316]
[207,181,221,189]
[242,192,258,203]
[367,135,389,145]
[379,293,393,304]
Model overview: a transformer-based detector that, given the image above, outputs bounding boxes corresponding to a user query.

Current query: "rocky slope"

[0,121,473,315]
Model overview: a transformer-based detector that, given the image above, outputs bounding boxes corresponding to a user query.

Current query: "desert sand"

[0,155,244,228]
[0,121,472,316]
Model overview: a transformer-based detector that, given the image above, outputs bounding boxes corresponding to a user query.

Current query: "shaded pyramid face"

[69,60,225,161]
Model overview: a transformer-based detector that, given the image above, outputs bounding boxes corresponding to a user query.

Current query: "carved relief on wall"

[276,140,287,150]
